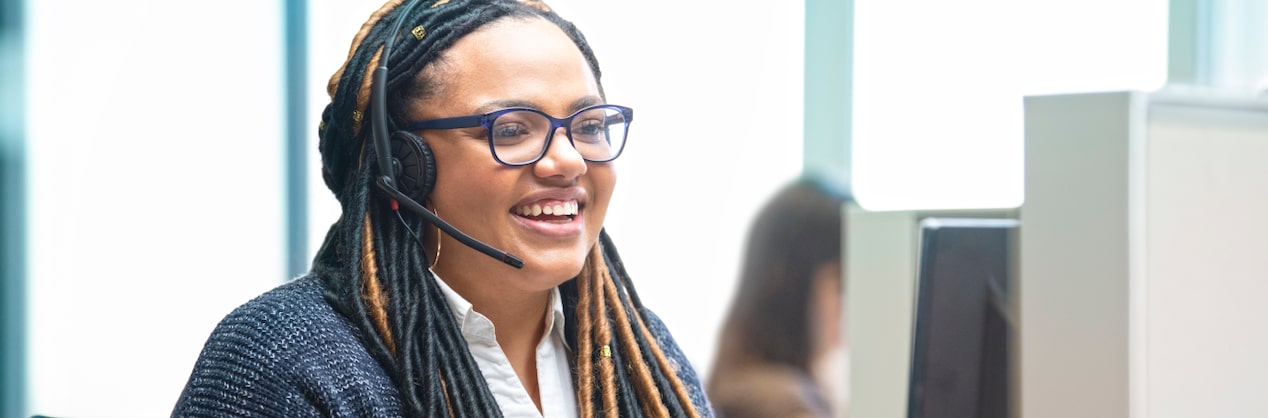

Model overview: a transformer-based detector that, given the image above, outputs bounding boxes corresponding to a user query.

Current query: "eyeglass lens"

[490,106,628,165]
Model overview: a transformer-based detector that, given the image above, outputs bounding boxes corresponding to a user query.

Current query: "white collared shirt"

[432,272,579,418]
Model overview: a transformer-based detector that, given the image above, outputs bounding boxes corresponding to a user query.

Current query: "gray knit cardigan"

[172,274,712,417]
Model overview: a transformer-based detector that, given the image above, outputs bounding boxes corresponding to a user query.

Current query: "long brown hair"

[711,175,849,373]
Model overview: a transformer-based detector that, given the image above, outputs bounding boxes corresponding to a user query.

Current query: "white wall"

[25,1,287,417]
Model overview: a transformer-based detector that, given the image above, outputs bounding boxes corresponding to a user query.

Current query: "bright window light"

[852,0,1168,211]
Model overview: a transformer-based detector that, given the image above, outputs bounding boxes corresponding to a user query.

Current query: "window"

[851,0,1168,210]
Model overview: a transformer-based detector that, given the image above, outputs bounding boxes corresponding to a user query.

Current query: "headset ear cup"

[388,131,436,202]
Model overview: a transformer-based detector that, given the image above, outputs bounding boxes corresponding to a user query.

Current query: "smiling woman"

[171,1,712,417]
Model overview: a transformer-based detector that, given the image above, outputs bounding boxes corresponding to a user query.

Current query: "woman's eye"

[491,124,533,144]
[572,120,606,142]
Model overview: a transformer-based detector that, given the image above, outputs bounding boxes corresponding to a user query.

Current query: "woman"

[172,0,711,416]
[707,175,850,418]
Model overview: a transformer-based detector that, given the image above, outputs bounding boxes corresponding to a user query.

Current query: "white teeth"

[516,201,579,217]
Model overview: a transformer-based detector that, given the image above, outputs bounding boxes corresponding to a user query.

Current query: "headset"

[370,0,525,269]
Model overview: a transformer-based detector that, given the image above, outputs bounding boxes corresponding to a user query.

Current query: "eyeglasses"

[406,104,633,166]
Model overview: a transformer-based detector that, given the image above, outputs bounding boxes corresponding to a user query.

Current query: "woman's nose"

[533,127,587,180]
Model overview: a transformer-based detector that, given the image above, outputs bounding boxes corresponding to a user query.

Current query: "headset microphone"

[374,176,525,269]
[369,16,525,269]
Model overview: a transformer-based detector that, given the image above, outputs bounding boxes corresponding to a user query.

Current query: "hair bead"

[518,0,551,12]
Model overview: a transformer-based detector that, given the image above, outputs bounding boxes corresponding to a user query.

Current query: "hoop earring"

[433,230,442,268]
[429,205,442,267]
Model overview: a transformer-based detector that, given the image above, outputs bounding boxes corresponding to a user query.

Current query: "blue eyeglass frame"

[405,104,634,166]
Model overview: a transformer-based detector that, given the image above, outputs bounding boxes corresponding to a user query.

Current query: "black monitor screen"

[907,217,1018,418]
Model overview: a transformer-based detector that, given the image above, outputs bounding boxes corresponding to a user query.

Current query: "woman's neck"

[437,271,552,412]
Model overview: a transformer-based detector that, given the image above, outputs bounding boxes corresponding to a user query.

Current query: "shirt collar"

[430,269,569,349]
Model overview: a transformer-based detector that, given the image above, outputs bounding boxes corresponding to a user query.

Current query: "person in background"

[707,175,850,418]
[172,0,712,416]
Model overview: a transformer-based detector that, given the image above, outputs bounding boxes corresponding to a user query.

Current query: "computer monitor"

[907,217,1018,418]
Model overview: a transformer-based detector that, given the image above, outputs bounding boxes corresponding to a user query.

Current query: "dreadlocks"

[310,1,702,416]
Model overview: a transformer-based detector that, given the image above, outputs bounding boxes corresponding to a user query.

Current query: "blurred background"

[1,0,1265,417]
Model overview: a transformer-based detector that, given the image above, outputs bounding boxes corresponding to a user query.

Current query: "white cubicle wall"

[849,91,1268,418]
[1021,91,1268,418]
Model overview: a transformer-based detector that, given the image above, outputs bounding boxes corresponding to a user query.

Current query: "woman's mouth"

[513,199,579,222]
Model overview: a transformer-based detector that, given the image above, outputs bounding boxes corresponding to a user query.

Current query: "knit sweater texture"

[172,274,711,417]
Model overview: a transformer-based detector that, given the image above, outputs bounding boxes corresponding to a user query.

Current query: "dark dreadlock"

[310,1,702,416]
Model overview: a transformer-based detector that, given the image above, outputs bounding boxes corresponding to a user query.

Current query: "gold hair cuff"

[518,0,552,12]
[352,110,364,122]
[599,345,611,358]
[411,25,426,40]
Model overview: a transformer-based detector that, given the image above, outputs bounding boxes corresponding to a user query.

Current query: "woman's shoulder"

[709,363,833,418]
[713,363,810,390]
[638,306,717,417]
[219,274,335,330]
[201,275,351,353]
[173,274,402,417]
[637,307,687,369]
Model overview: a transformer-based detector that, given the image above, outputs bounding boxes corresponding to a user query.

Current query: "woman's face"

[409,17,615,294]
